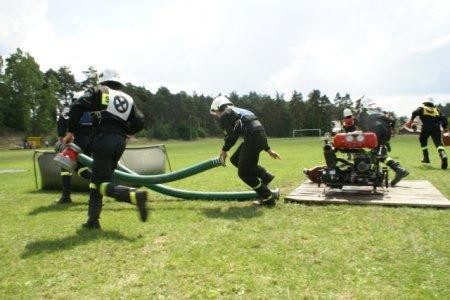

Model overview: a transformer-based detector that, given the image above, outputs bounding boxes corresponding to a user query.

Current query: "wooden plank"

[285,180,450,208]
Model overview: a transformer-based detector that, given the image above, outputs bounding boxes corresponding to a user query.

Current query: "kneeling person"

[359,109,409,186]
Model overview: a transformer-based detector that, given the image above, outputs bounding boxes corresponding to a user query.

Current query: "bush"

[134,129,148,139]
[196,127,206,138]
[176,124,191,140]
[152,122,171,140]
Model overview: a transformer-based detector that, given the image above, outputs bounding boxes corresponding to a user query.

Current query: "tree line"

[1,48,449,140]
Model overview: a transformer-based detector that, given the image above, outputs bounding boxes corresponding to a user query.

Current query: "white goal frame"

[292,129,322,138]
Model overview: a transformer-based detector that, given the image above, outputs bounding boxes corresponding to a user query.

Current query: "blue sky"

[1,0,449,116]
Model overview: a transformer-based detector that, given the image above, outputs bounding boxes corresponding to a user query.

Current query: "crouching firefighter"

[210,96,281,207]
[63,69,147,229]
[56,92,93,204]
[359,109,409,186]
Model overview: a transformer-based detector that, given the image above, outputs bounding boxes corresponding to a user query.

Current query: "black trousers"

[86,133,127,221]
[419,125,443,148]
[369,124,405,170]
[370,123,391,147]
[91,133,125,186]
[75,134,91,155]
[229,131,271,198]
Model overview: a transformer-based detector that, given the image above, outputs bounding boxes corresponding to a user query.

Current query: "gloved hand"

[62,132,74,145]
[219,150,227,166]
[267,149,282,160]
[405,121,413,129]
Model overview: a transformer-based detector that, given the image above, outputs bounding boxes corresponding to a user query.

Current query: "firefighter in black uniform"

[359,109,409,186]
[383,111,395,152]
[406,98,448,169]
[56,93,92,203]
[210,96,281,207]
[63,69,147,229]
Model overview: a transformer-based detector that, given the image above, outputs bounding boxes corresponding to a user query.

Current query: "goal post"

[292,129,322,138]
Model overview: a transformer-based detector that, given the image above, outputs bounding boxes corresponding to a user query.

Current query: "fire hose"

[76,153,261,200]
[54,142,270,200]
[115,159,260,200]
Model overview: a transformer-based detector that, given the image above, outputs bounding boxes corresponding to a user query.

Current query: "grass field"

[0,136,449,298]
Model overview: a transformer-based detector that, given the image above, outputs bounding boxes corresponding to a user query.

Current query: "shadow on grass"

[21,229,136,258]
[28,202,141,216]
[202,205,263,220]
[27,189,88,196]
[413,164,438,170]
[28,202,86,216]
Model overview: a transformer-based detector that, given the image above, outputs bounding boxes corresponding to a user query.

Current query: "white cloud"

[410,34,450,53]
[0,0,449,116]
[0,0,49,51]
[366,94,450,117]
[266,34,391,95]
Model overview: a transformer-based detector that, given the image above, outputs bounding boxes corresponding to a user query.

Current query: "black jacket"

[217,106,268,151]
[411,103,447,129]
[68,84,144,136]
[57,107,91,137]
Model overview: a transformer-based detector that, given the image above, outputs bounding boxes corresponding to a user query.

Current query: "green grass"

[0,136,449,298]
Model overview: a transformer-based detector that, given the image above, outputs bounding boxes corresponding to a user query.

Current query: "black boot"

[57,174,72,204]
[82,219,101,229]
[57,189,72,204]
[439,149,448,170]
[82,188,102,229]
[102,183,149,222]
[386,142,391,152]
[421,149,430,164]
[252,186,279,207]
[387,160,409,187]
[135,190,148,222]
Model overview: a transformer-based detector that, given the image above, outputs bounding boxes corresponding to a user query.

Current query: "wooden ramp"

[285,180,450,208]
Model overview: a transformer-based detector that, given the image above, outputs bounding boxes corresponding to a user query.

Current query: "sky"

[1,0,449,116]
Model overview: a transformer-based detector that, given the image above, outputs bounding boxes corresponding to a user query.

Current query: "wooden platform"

[285,180,450,208]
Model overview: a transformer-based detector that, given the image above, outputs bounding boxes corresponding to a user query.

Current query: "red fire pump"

[319,131,388,190]
[332,131,378,149]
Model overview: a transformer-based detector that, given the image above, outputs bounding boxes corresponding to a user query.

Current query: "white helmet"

[72,91,85,100]
[343,108,353,117]
[423,97,434,104]
[98,69,123,85]
[210,96,233,114]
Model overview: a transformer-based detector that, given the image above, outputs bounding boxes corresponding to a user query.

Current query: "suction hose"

[77,153,260,200]
[116,162,258,201]
[78,153,224,184]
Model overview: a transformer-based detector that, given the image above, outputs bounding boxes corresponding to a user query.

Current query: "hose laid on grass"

[117,162,258,201]
[77,153,259,200]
